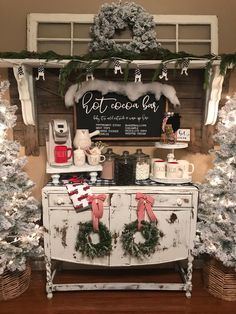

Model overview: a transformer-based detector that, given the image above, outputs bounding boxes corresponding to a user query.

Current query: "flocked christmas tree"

[194,94,236,268]
[0,80,42,275]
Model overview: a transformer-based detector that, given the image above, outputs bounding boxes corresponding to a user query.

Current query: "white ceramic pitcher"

[73,129,100,150]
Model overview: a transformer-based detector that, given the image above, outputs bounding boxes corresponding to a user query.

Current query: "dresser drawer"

[131,193,192,208]
[48,193,72,207]
[48,193,111,207]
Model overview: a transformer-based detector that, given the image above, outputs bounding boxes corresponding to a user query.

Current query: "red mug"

[54,145,72,163]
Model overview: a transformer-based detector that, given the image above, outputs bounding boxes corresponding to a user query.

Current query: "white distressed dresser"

[42,184,198,299]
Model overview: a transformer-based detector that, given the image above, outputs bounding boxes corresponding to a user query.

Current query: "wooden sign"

[176,128,191,142]
[75,91,165,140]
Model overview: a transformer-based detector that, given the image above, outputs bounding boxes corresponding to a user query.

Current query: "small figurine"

[161,124,176,144]
[134,66,142,82]
[36,64,45,81]
[159,63,168,81]
[181,59,190,76]
[161,113,181,144]
[113,59,123,75]
[86,65,95,81]
[17,65,24,80]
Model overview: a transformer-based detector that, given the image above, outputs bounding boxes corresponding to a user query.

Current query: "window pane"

[113,28,132,40]
[73,42,90,56]
[159,42,176,52]
[155,25,176,39]
[179,43,210,55]
[74,23,92,38]
[38,23,71,38]
[179,25,210,40]
[38,41,71,55]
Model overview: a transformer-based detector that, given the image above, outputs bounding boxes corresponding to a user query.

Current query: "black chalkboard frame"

[74,90,166,141]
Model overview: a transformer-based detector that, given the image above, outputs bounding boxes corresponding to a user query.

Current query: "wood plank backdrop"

[8,67,227,155]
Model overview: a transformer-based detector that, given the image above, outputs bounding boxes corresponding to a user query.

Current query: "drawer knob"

[176,198,183,206]
[56,199,65,205]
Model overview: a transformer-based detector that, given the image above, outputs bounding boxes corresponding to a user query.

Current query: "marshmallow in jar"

[132,149,150,180]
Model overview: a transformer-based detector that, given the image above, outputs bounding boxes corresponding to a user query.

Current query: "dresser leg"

[185,250,193,298]
[45,255,53,299]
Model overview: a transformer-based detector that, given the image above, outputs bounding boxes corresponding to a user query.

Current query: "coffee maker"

[46,119,72,167]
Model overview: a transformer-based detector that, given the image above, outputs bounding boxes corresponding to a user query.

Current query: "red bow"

[87,194,106,231]
[136,192,157,230]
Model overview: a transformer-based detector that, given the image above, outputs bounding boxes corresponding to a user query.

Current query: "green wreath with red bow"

[121,219,162,259]
[75,221,112,259]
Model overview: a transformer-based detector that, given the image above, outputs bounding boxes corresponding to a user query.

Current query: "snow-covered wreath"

[89,1,159,53]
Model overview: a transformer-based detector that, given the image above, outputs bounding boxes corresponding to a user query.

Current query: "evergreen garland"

[121,220,163,259]
[0,49,236,95]
[75,221,112,259]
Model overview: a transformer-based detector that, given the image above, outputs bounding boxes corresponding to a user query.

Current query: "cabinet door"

[109,193,132,266]
[129,209,191,266]
[49,207,110,266]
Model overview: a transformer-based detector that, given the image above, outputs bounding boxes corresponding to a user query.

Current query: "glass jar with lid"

[100,148,118,180]
[132,149,150,180]
[114,151,136,185]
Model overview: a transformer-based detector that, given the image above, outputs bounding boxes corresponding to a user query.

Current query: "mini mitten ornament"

[86,64,95,81]
[113,59,123,75]
[134,66,142,82]
[17,65,24,80]
[181,59,190,76]
[159,63,168,81]
[36,64,45,80]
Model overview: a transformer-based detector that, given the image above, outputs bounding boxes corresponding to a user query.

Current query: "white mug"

[151,158,164,176]
[166,161,183,179]
[74,148,86,166]
[87,154,105,166]
[178,160,194,179]
[153,159,166,178]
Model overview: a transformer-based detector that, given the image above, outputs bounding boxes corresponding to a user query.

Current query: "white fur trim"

[64,84,79,107]
[64,79,180,107]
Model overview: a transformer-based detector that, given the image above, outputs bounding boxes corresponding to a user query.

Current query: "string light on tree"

[0,79,43,274]
[194,94,236,269]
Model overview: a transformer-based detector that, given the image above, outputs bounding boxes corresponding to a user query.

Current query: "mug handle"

[188,163,194,174]
[67,148,72,159]
[177,166,184,178]
[99,155,106,162]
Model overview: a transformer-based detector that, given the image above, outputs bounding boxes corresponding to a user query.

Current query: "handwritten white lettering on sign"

[76,91,165,139]
[176,129,191,142]
[81,92,160,114]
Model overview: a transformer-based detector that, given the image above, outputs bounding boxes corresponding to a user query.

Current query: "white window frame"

[154,15,218,54]
[27,13,218,55]
[27,14,94,55]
